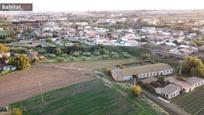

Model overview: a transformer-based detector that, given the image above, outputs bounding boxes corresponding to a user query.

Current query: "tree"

[196,65,204,77]
[54,47,62,55]
[182,56,204,78]
[191,40,203,47]
[11,55,31,70]
[131,85,142,96]
[0,43,9,53]
[184,56,202,69]
[45,38,52,43]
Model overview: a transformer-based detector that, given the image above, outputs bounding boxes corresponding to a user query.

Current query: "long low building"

[155,84,181,99]
[156,76,204,99]
[111,63,173,81]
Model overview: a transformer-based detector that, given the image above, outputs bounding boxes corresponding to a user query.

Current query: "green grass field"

[173,86,204,115]
[10,79,160,115]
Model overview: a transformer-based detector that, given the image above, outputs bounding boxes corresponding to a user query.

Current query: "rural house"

[186,77,204,88]
[0,52,10,58]
[156,76,204,99]
[155,84,181,99]
[111,63,173,81]
[173,81,194,93]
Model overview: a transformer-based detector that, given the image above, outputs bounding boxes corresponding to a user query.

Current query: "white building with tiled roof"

[186,77,204,88]
[155,84,181,99]
[111,63,173,81]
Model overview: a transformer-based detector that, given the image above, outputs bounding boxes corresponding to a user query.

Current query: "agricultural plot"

[0,30,10,36]
[10,79,159,115]
[173,86,204,115]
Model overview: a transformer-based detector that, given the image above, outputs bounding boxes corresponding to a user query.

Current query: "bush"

[122,52,131,58]
[48,54,56,58]
[102,55,109,59]
[0,43,9,53]
[83,52,91,57]
[111,52,118,56]
[54,47,62,55]
[131,85,142,96]
[38,56,47,61]
[10,55,31,70]
[81,56,88,61]
[46,38,52,43]
[37,48,47,54]
[73,51,81,57]
[104,50,110,54]
[111,54,120,59]
[69,56,76,61]
[93,51,100,56]
[31,57,39,63]
[61,53,68,57]
[105,68,112,76]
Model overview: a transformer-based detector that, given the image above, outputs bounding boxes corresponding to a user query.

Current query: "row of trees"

[44,44,132,60]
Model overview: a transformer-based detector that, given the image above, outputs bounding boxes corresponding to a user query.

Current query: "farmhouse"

[155,84,181,99]
[157,76,204,98]
[186,77,204,88]
[111,63,173,81]
[0,52,10,58]
[173,81,194,93]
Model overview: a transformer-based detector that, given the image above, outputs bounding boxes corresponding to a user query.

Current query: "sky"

[0,0,204,12]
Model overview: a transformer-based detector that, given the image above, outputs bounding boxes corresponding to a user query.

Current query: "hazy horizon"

[0,0,204,12]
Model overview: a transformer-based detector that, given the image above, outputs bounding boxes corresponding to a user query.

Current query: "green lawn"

[173,86,204,115]
[10,79,160,115]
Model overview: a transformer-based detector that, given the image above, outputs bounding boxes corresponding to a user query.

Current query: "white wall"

[138,69,173,79]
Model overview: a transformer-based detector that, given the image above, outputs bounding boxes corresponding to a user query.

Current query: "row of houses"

[111,63,173,81]
[155,76,204,99]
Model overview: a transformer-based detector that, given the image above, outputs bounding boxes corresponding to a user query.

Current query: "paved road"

[143,90,190,115]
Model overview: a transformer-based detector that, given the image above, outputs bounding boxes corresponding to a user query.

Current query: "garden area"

[172,85,204,115]
[10,79,161,115]
[37,44,150,63]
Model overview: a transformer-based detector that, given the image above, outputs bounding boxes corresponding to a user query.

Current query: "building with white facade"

[111,63,173,81]
[155,84,181,99]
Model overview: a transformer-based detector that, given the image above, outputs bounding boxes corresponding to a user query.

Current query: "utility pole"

[38,81,44,104]
[134,77,136,86]
[179,60,184,75]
